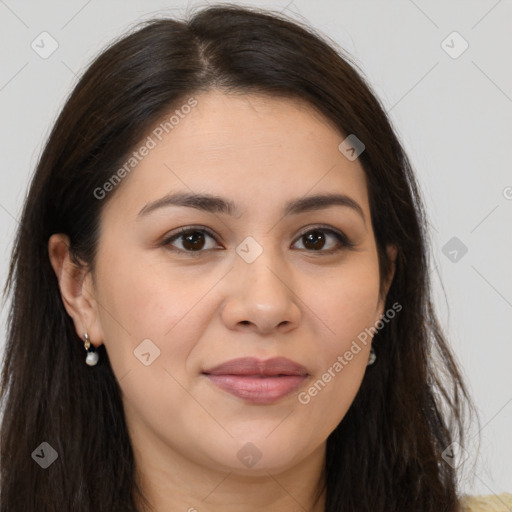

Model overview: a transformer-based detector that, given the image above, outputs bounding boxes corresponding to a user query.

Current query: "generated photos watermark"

[298,301,402,405]
[93,97,198,200]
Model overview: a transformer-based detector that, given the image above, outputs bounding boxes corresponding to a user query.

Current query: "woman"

[1,4,510,511]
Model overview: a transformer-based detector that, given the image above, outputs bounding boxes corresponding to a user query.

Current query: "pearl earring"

[83,332,99,366]
[367,346,376,366]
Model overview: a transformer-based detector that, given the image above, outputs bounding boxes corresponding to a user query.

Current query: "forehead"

[163,92,344,156]
[102,90,369,220]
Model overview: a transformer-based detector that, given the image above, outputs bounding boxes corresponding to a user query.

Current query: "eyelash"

[161,224,355,257]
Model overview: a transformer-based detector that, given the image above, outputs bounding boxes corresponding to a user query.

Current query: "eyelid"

[171,225,219,240]
[293,224,355,249]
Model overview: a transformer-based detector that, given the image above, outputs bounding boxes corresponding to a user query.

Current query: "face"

[81,91,395,476]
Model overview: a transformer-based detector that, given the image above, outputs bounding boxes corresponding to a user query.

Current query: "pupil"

[305,231,324,250]
[183,231,205,251]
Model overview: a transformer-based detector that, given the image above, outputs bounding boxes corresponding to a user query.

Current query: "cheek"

[312,255,381,349]
[97,243,236,388]
[298,256,380,418]
[93,255,211,435]
[93,247,215,378]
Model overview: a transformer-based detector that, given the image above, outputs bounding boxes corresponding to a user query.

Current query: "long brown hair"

[1,4,475,511]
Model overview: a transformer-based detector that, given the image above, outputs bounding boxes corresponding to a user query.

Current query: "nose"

[220,245,301,335]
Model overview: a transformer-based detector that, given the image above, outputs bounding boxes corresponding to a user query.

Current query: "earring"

[83,332,99,366]
[367,345,376,366]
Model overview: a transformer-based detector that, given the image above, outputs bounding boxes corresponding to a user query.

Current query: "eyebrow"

[137,191,366,224]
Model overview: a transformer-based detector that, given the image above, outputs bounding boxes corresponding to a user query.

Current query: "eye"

[292,226,354,253]
[162,227,220,255]
[161,225,354,257]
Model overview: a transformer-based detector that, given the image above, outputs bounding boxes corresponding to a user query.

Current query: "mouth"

[202,357,309,404]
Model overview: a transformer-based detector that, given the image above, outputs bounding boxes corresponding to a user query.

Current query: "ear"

[48,233,104,347]
[375,244,397,321]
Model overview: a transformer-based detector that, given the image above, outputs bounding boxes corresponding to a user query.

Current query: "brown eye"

[181,231,206,251]
[162,227,220,254]
[302,230,327,250]
[293,226,354,253]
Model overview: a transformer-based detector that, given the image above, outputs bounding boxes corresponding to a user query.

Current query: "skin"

[49,90,396,512]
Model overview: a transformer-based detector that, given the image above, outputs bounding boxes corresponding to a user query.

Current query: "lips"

[203,356,308,376]
[202,357,309,404]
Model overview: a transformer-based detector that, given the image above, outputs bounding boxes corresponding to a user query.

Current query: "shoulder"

[459,493,512,511]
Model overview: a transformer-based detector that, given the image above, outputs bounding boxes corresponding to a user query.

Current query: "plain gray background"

[1,0,511,497]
